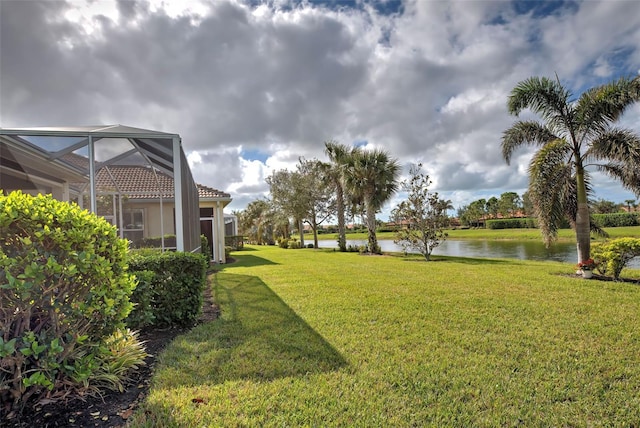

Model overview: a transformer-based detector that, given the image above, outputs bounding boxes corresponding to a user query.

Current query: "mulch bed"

[4,281,220,428]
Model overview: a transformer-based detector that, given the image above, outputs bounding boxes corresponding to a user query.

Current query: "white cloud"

[1,0,640,217]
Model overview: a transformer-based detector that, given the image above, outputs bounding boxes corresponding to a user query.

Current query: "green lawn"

[314,225,640,242]
[131,246,640,427]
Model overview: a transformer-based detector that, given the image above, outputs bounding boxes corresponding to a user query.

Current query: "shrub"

[225,235,244,251]
[307,243,314,249]
[129,247,163,257]
[201,234,211,262]
[486,218,537,229]
[137,234,177,249]
[592,238,640,280]
[278,238,290,249]
[225,246,232,260]
[86,328,148,393]
[128,252,208,327]
[0,191,138,411]
[591,213,639,228]
[288,240,301,249]
[126,270,157,329]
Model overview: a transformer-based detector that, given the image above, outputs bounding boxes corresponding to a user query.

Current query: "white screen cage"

[0,125,201,253]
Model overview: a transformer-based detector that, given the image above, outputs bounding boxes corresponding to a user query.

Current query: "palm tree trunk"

[335,181,346,251]
[365,199,379,254]
[575,167,590,262]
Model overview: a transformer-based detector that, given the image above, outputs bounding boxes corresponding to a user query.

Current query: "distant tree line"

[458,191,637,228]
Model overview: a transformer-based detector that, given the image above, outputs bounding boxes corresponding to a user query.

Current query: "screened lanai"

[0,125,201,253]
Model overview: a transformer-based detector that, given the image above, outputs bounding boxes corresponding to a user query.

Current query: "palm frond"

[501,120,559,164]
[587,128,640,163]
[507,76,572,123]
[528,140,572,246]
[576,77,640,142]
[598,163,640,197]
[344,148,400,211]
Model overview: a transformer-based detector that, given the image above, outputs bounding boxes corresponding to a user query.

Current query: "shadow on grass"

[388,253,519,265]
[156,272,347,388]
[223,253,280,269]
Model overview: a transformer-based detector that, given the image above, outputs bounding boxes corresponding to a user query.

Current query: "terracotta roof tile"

[95,165,230,200]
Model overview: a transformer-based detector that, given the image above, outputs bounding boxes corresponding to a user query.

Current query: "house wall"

[123,201,177,239]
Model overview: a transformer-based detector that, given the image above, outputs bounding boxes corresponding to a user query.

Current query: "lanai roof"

[0,124,201,252]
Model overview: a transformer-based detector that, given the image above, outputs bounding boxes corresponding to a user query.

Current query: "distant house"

[0,125,232,262]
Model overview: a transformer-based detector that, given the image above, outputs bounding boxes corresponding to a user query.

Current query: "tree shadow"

[223,254,280,269]
[154,272,347,388]
[393,254,519,265]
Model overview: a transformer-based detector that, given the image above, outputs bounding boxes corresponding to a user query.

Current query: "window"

[123,208,144,244]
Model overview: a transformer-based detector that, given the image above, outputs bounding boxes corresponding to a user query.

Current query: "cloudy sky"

[2,0,640,218]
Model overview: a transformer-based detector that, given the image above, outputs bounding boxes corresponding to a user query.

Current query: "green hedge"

[591,213,639,228]
[0,191,139,411]
[128,252,208,328]
[201,234,211,262]
[137,234,177,248]
[225,235,244,251]
[486,218,537,229]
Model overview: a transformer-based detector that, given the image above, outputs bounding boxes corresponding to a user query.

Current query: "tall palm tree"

[343,147,400,254]
[324,141,357,252]
[625,199,636,213]
[502,75,640,263]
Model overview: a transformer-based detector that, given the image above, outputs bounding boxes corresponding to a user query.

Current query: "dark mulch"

[4,282,220,428]
[560,271,640,284]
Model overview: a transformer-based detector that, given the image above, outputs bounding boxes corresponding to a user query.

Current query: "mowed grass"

[131,246,640,427]
[315,225,640,241]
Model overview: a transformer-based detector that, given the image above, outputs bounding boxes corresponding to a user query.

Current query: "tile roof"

[95,165,230,200]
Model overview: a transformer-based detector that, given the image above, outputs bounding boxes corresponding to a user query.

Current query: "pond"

[315,239,578,263]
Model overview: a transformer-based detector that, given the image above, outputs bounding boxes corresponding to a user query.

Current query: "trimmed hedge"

[591,213,639,228]
[486,218,537,229]
[138,234,177,249]
[127,252,208,328]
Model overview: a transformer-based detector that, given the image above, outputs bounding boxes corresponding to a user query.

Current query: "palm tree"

[625,199,636,213]
[324,141,357,252]
[343,147,400,254]
[502,75,640,263]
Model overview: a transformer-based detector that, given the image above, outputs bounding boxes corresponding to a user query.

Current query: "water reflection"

[315,239,576,263]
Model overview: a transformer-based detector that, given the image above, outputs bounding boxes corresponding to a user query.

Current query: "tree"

[239,199,278,245]
[391,164,450,261]
[266,167,310,246]
[502,75,640,263]
[466,198,487,227]
[324,141,357,252]
[343,147,400,254]
[498,191,521,218]
[591,198,619,214]
[625,199,636,212]
[486,196,499,219]
[298,158,336,249]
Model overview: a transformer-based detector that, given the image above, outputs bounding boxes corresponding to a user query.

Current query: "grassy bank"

[314,225,640,242]
[132,246,640,426]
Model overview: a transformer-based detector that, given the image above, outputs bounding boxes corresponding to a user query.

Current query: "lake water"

[315,239,578,263]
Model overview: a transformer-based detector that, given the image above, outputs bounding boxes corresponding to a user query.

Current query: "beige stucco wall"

[123,201,176,238]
